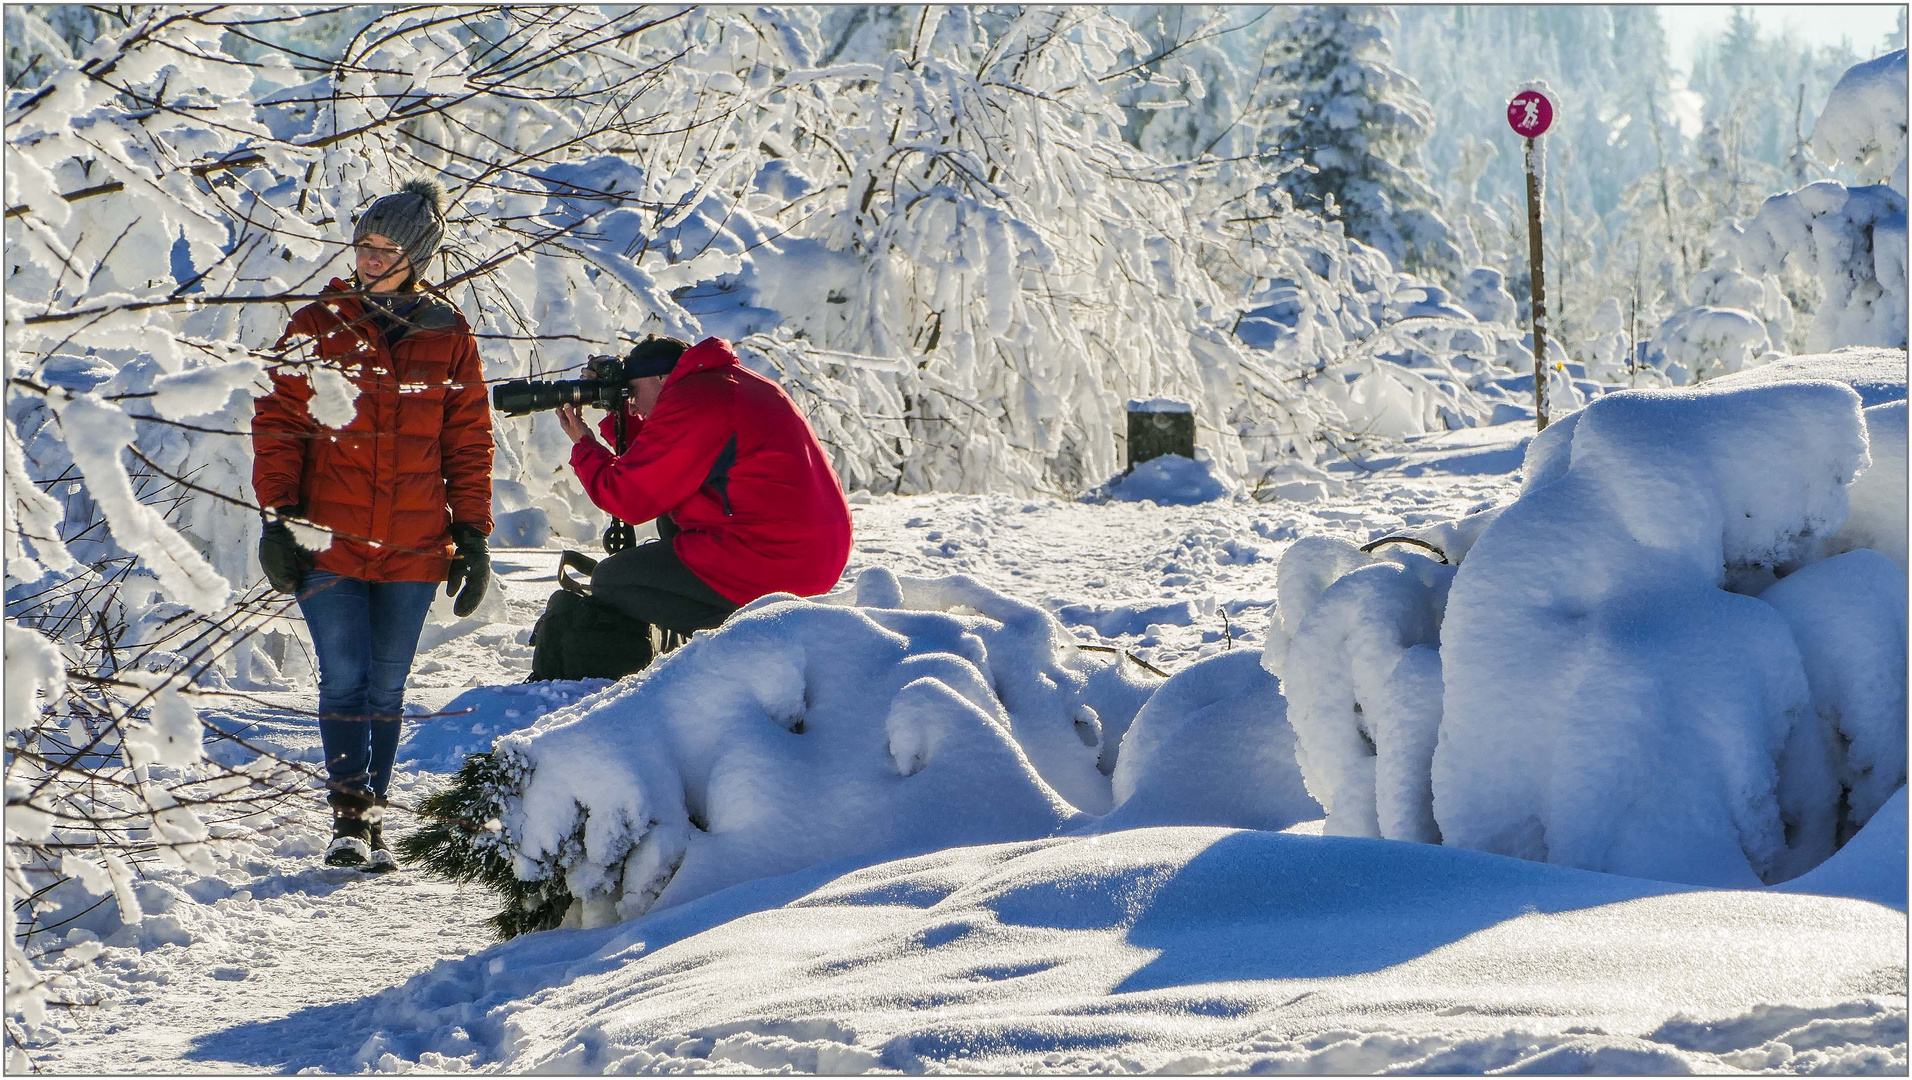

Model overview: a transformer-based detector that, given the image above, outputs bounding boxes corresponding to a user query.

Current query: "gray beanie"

[354,179,445,279]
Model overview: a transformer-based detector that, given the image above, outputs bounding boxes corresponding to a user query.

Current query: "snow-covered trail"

[21,687,512,1074]
[19,427,1533,1073]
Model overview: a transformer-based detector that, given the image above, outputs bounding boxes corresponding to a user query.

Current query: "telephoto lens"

[490,356,629,415]
[491,378,614,415]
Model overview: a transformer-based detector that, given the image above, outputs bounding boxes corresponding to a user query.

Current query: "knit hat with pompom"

[354,179,445,279]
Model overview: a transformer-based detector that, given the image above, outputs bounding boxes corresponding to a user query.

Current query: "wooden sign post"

[1508,86,1556,431]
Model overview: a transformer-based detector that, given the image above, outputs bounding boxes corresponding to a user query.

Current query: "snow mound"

[322,826,1904,1074]
[1100,650,1320,832]
[1442,381,1881,886]
[1776,785,1908,910]
[1710,353,1909,570]
[1274,379,1907,888]
[476,570,1161,930]
[1094,453,1237,506]
[1704,345,1907,407]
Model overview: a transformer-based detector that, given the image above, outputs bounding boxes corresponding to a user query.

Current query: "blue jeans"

[297,572,438,800]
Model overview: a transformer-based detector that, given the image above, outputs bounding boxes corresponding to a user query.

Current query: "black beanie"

[623,336,689,380]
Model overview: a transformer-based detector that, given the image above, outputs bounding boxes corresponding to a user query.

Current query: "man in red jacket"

[554,335,852,633]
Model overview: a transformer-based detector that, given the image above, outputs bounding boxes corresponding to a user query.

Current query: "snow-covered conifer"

[1264,6,1461,284]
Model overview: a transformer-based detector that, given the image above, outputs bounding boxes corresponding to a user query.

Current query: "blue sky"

[1658,5,1905,73]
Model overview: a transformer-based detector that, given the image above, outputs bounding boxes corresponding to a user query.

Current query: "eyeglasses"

[353,241,405,262]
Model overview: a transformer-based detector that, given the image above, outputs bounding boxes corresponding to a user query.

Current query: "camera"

[492,354,641,555]
[491,355,627,416]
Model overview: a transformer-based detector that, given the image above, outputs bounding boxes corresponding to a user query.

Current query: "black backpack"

[527,587,655,682]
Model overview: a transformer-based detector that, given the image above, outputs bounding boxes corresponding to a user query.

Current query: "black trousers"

[590,516,739,634]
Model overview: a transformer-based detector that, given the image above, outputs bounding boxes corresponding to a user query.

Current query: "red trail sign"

[1508,87,1555,429]
[1508,89,1555,138]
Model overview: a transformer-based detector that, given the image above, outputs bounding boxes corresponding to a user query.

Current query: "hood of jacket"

[663,337,740,389]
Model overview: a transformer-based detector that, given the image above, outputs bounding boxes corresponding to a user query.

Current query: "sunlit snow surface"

[182,826,1903,1075]
[18,408,1907,1075]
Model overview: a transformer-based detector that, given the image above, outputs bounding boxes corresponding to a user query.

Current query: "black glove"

[445,523,491,618]
[259,508,314,595]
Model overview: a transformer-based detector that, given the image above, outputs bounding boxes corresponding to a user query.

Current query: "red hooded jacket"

[252,280,493,582]
[569,337,852,604]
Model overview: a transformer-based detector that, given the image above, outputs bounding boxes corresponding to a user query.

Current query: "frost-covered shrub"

[1643,254,1793,384]
[1268,375,1907,888]
[1581,298,1631,384]
[1273,546,1450,843]
[1759,549,1907,841]
[1724,51,1908,353]
[1813,49,1909,195]
[1260,512,1496,845]
[1228,237,1530,448]
[1730,181,1908,352]
[409,569,1160,933]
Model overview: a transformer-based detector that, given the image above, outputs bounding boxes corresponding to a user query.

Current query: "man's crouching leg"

[590,539,740,635]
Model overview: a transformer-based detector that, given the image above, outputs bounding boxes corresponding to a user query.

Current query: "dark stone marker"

[1126,400,1195,473]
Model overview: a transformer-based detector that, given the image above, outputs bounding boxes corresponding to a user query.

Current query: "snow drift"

[262,824,1906,1074]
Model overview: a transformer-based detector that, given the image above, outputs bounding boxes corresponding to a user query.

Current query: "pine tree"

[1266,5,1461,282]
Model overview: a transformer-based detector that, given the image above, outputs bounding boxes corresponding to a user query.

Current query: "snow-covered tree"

[1263,6,1461,284]
[1107,5,1278,166]
[1388,6,1889,376]
[1720,50,1906,353]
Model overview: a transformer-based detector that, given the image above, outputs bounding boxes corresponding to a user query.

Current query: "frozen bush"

[1759,549,1907,839]
[1278,548,1453,843]
[1436,382,1873,886]
[1828,400,1908,570]
[1812,48,1908,194]
[1271,376,1903,889]
[416,569,1162,933]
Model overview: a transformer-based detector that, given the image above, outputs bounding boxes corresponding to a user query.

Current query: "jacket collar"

[664,337,738,389]
[321,278,449,336]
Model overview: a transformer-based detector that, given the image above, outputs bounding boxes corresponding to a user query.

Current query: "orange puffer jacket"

[252,279,493,582]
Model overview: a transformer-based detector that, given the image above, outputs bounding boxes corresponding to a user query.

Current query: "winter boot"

[324,789,375,868]
[364,797,397,874]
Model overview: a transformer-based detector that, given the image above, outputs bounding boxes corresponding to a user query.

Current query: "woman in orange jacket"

[251,180,493,871]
